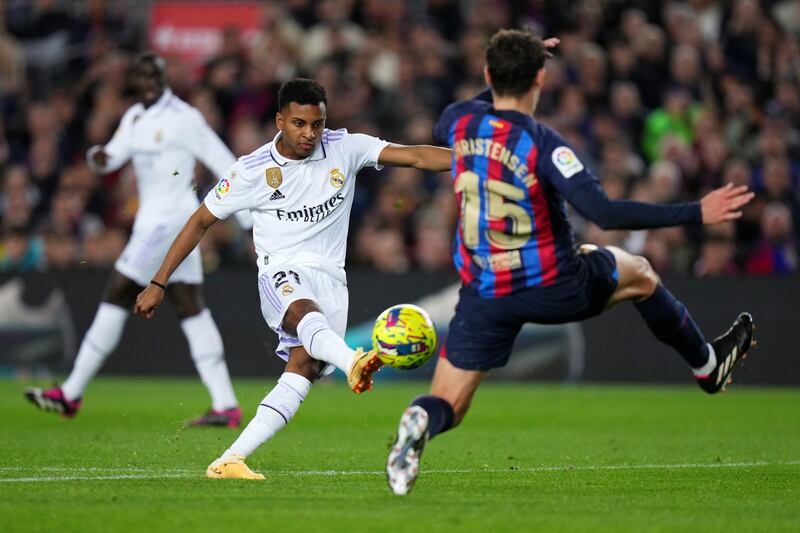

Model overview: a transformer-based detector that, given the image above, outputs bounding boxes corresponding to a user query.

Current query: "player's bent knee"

[635,256,660,298]
[282,299,322,336]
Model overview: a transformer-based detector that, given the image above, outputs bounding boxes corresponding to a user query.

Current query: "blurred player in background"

[134,78,451,479]
[386,30,757,496]
[25,52,252,428]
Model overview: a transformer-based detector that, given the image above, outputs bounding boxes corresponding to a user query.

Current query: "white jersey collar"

[144,88,174,117]
[269,130,327,166]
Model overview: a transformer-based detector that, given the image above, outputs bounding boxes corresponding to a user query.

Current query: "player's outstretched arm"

[134,204,219,320]
[700,183,755,224]
[568,180,754,230]
[378,144,452,172]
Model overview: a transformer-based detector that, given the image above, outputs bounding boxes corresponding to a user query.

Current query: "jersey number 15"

[454,171,533,250]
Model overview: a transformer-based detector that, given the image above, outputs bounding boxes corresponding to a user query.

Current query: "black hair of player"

[486,30,548,97]
[132,51,167,79]
[277,79,328,111]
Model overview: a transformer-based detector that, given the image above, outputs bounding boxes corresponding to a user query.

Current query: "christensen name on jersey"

[434,98,600,298]
[453,137,537,188]
[275,193,345,222]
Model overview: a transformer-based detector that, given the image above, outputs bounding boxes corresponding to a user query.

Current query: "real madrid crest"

[265,167,283,188]
[329,168,345,189]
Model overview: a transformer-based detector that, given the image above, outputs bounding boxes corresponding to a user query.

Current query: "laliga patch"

[329,168,345,188]
[551,146,584,178]
[214,177,232,200]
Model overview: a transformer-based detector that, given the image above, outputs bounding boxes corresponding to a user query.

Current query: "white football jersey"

[87,89,242,227]
[204,129,389,279]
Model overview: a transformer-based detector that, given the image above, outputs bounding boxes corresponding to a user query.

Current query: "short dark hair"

[486,30,547,97]
[132,51,166,76]
[277,78,328,111]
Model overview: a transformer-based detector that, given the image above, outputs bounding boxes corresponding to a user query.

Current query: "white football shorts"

[114,221,203,287]
[257,261,348,367]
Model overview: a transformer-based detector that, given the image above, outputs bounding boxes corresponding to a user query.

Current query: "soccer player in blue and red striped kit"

[386,30,757,495]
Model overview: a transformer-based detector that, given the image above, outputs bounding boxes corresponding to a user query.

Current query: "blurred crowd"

[1,0,799,277]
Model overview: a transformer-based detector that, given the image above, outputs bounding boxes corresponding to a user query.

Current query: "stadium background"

[0,0,798,383]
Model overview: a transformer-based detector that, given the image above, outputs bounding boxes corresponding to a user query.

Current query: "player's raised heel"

[206,454,265,480]
[24,387,81,418]
[697,312,755,394]
[347,348,383,394]
[386,406,429,496]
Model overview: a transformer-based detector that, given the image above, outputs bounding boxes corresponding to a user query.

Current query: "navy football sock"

[410,395,454,439]
[634,284,709,368]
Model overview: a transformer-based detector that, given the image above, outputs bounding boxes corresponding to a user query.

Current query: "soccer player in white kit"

[134,78,451,479]
[26,53,248,427]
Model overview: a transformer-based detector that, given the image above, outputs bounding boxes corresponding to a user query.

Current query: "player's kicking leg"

[25,271,136,417]
[206,346,321,480]
[258,265,383,394]
[288,299,383,394]
[207,292,383,479]
[606,246,755,393]
[166,283,241,427]
[387,357,486,495]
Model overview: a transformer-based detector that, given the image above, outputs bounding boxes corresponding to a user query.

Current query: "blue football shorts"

[443,246,618,371]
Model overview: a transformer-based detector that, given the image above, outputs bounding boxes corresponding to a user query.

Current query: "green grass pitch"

[2,378,798,532]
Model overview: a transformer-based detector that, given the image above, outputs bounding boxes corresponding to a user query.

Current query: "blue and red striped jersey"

[434,98,595,298]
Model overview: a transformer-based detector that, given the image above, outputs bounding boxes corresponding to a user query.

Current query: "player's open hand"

[134,284,164,320]
[700,183,755,225]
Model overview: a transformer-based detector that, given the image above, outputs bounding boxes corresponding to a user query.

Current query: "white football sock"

[692,343,717,377]
[61,303,128,400]
[224,372,312,458]
[296,311,354,373]
[181,309,238,411]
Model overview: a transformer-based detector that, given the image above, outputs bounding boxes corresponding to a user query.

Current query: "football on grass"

[372,304,437,370]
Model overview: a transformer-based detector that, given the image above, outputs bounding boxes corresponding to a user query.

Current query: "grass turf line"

[1,378,798,532]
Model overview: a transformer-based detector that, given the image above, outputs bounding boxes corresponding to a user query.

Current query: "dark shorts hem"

[444,246,618,371]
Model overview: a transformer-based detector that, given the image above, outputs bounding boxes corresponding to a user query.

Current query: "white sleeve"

[203,162,257,221]
[340,131,391,172]
[87,108,136,173]
[180,110,237,177]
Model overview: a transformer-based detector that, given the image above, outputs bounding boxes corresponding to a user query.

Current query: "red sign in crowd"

[149,2,263,63]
